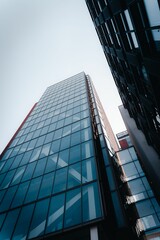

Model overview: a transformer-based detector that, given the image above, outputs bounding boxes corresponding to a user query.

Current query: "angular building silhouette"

[85,0,160,197]
[0,73,132,239]
[0,72,160,240]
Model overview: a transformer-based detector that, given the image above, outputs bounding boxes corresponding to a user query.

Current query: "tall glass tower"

[0,72,137,240]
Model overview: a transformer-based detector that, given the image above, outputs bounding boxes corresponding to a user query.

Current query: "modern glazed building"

[0,72,136,240]
[0,72,160,240]
[85,0,160,156]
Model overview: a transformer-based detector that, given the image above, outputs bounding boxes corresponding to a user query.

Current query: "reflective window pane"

[29,147,41,163]
[60,136,70,150]
[82,141,94,160]
[12,181,30,208]
[45,154,58,173]
[50,139,61,154]
[64,188,81,227]
[67,163,81,188]
[20,150,32,166]
[82,158,96,183]
[11,166,26,186]
[21,162,36,182]
[82,182,102,222]
[0,169,16,189]
[46,193,65,233]
[0,185,18,212]
[71,131,81,146]
[33,158,47,178]
[53,168,67,193]
[38,172,54,199]
[0,209,20,239]
[12,204,34,240]
[69,145,81,164]
[57,149,69,169]
[28,199,49,239]
[25,177,42,203]
[39,144,51,159]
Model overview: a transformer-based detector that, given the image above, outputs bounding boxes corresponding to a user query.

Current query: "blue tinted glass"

[1,157,14,173]
[0,161,5,172]
[64,188,81,227]
[38,172,54,199]
[82,158,96,183]
[81,128,91,142]
[57,149,69,169]
[39,144,51,159]
[60,136,70,150]
[56,119,64,129]
[0,169,16,189]
[19,142,29,154]
[27,139,37,151]
[64,116,72,126]
[12,204,34,240]
[72,121,80,133]
[0,190,6,203]
[102,148,109,166]
[0,213,6,229]
[28,199,49,239]
[33,158,47,178]
[10,145,21,157]
[62,125,71,137]
[12,181,30,208]
[25,177,42,203]
[0,209,20,239]
[44,132,54,144]
[1,149,13,160]
[54,129,63,140]
[82,141,94,160]
[21,162,36,182]
[82,182,102,222]
[0,173,6,187]
[45,154,58,173]
[10,154,23,170]
[80,118,90,129]
[29,147,41,162]
[69,145,81,164]
[106,167,116,191]
[25,131,34,141]
[11,166,26,186]
[73,113,81,123]
[0,185,18,212]
[40,126,49,135]
[67,163,81,189]
[35,135,46,147]
[46,193,65,233]
[50,140,61,154]
[71,131,81,146]
[20,150,32,166]
[32,129,41,139]
[53,168,67,193]
[48,123,56,132]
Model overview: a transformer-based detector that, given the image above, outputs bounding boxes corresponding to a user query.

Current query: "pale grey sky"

[0,0,125,154]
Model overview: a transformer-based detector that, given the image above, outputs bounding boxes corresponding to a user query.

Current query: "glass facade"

[86,0,160,158]
[117,132,160,239]
[0,73,103,239]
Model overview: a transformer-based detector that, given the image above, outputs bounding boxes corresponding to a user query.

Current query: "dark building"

[85,0,160,156]
[0,72,138,240]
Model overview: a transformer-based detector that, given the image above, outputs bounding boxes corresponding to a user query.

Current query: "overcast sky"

[0,0,125,154]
